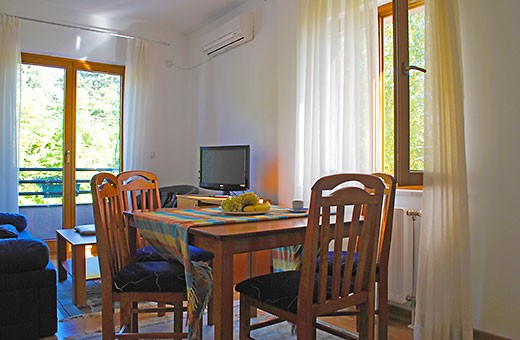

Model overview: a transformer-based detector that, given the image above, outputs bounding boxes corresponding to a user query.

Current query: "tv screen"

[198,145,250,194]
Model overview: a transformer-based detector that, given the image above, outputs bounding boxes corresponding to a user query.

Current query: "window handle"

[66,150,71,163]
[404,63,427,75]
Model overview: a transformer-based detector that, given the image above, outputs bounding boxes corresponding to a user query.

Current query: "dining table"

[124,206,309,340]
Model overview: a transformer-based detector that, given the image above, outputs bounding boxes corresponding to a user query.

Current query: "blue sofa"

[0,213,57,339]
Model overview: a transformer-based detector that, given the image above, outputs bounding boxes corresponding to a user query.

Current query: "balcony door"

[18,53,124,238]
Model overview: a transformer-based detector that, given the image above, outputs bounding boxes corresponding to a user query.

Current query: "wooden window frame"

[379,0,425,187]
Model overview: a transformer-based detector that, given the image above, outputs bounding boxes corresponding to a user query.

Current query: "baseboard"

[388,304,412,323]
[389,305,512,340]
[474,329,512,340]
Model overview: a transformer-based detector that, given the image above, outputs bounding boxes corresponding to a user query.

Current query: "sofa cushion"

[0,238,49,273]
[0,213,27,232]
[0,224,19,239]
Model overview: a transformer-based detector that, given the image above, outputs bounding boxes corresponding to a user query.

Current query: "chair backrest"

[91,172,132,287]
[117,170,162,212]
[299,173,385,317]
[371,172,397,273]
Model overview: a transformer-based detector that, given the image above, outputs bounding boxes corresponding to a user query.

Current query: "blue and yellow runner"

[133,206,307,340]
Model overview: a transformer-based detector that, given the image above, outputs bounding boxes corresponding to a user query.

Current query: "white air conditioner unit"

[200,12,254,57]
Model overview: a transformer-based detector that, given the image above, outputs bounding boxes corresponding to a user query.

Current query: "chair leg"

[158,302,167,317]
[239,295,252,340]
[199,316,204,340]
[378,279,388,340]
[207,292,214,326]
[102,299,115,340]
[119,299,131,333]
[207,259,214,326]
[358,302,375,340]
[295,318,317,340]
[173,300,183,334]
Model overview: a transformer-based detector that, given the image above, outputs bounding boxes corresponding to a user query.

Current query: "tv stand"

[177,194,227,209]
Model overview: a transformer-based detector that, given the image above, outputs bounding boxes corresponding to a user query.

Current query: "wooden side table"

[56,228,100,307]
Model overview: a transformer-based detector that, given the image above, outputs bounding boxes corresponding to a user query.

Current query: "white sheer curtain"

[294,0,379,203]
[0,15,20,212]
[415,0,473,338]
[123,38,154,171]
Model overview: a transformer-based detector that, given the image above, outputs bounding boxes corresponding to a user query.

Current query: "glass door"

[75,67,122,225]
[18,61,67,239]
[17,54,124,239]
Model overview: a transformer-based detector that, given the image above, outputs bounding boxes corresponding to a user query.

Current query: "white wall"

[187,0,289,202]
[19,20,126,65]
[460,0,520,337]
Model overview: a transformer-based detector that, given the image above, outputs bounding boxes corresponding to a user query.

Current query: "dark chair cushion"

[136,245,166,262]
[0,224,19,239]
[235,270,339,314]
[189,245,214,262]
[0,238,50,273]
[317,251,359,276]
[319,251,379,278]
[136,245,213,263]
[0,213,27,232]
[113,260,187,293]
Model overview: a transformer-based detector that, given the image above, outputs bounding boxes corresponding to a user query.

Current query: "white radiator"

[387,208,415,304]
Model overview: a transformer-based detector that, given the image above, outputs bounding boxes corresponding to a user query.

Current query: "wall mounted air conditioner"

[200,12,254,57]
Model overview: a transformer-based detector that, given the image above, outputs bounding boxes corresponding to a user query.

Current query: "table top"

[56,228,97,245]
[189,215,308,239]
[125,207,309,241]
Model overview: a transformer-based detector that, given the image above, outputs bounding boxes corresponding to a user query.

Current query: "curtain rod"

[2,12,171,46]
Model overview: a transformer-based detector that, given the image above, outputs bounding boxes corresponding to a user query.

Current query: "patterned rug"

[65,303,341,340]
[57,279,341,339]
[57,279,103,320]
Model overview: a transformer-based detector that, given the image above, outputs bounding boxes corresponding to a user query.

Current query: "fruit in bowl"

[242,200,271,212]
[220,192,270,212]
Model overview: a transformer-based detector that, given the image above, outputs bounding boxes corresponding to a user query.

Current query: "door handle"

[403,63,427,75]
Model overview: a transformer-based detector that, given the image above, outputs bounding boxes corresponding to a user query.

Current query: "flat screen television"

[198,145,250,194]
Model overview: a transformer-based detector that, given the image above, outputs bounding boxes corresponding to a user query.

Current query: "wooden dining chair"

[117,169,215,324]
[316,172,397,339]
[235,173,385,340]
[91,172,188,340]
[117,170,166,261]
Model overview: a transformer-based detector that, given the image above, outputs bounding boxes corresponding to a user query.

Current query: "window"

[17,53,124,234]
[380,0,425,186]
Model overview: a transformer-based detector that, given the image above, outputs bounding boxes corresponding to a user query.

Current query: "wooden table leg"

[72,244,87,307]
[56,232,67,282]
[212,242,234,340]
[247,252,258,317]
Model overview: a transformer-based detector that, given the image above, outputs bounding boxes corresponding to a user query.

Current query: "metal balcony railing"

[18,167,119,198]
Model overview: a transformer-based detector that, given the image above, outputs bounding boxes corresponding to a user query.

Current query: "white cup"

[292,200,304,210]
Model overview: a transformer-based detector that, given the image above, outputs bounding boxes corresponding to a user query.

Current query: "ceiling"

[1,0,250,35]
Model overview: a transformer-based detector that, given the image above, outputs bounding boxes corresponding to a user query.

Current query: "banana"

[243,201,271,212]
